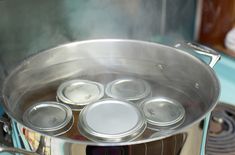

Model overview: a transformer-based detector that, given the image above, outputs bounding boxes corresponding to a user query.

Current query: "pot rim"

[1,39,220,146]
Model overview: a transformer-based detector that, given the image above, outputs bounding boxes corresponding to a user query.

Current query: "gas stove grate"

[206,103,235,155]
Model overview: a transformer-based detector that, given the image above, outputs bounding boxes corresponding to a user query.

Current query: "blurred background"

[0,0,197,78]
[1,0,235,81]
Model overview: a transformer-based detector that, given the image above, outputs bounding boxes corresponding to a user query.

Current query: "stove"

[206,103,235,155]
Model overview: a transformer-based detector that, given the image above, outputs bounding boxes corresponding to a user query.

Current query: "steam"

[64,0,162,40]
[0,0,195,74]
[0,0,163,72]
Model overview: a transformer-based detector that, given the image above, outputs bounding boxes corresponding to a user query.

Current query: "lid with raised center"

[78,99,146,142]
[23,101,73,136]
[105,78,151,101]
[57,80,104,110]
[140,97,185,129]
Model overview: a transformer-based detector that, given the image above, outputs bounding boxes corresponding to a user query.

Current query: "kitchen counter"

[214,54,235,104]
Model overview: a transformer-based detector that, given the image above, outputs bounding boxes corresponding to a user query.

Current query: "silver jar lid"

[140,97,185,129]
[23,101,74,136]
[57,80,104,110]
[105,78,151,101]
[78,99,146,142]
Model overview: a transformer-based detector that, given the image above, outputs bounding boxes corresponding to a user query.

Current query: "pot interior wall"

[2,40,219,144]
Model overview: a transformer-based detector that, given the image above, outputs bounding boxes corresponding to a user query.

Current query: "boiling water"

[17,72,205,141]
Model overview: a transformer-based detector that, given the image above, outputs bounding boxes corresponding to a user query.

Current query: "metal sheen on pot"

[140,97,185,129]
[23,101,74,136]
[78,99,147,142]
[0,39,221,155]
[105,78,151,101]
[57,80,104,110]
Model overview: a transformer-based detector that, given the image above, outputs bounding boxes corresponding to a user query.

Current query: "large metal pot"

[0,39,220,155]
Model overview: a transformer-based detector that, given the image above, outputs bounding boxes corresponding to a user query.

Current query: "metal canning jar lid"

[78,99,147,142]
[57,80,104,110]
[23,101,74,136]
[140,97,185,128]
[105,78,151,101]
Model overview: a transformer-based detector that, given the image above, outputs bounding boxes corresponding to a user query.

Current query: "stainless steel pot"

[0,39,220,155]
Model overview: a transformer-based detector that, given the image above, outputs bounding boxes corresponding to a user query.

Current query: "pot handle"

[175,42,221,68]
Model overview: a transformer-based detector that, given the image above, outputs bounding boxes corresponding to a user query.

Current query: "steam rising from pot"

[64,0,162,40]
[0,0,162,73]
[0,0,195,75]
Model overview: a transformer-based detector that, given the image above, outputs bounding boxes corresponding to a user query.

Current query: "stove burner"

[206,103,235,155]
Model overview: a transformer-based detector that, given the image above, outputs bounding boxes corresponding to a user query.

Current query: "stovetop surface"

[206,103,235,155]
